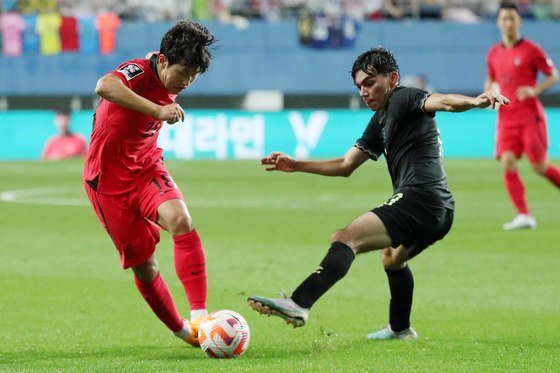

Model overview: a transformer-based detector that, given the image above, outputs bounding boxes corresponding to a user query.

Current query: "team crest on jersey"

[117,64,144,81]
[514,57,522,67]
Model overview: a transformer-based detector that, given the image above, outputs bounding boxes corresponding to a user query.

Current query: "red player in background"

[486,2,560,230]
[43,111,87,160]
[83,21,216,346]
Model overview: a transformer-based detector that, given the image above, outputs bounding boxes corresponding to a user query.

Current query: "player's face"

[497,9,521,40]
[354,69,398,111]
[158,54,200,94]
[55,113,70,133]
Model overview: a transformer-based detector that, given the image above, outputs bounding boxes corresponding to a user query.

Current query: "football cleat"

[503,214,537,231]
[174,317,205,347]
[247,290,309,328]
[366,325,418,341]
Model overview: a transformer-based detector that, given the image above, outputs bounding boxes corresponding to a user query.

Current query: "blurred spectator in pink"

[43,111,87,161]
[1,11,26,56]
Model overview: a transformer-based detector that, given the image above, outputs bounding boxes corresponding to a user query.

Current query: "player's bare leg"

[248,211,391,327]
[531,158,560,189]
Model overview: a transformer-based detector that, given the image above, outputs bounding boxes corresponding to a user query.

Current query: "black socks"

[291,242,355,309]
[386,265,414,332]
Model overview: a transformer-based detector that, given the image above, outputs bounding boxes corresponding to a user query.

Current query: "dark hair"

[351,47,399,80]
[160,21,216,73]
[499,1,519,14]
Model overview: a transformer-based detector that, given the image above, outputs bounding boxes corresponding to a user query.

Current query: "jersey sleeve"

[408,87,431,115]
[354,116,383,161]
[393,87,431,116]
[110,59,148,92]
[532,43,555,76]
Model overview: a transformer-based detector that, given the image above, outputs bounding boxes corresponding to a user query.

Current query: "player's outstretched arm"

[423,91,510,113]
[95,74,185,124]
[260,147,369,177]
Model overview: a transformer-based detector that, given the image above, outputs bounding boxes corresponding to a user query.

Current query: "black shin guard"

[290,242,355,309]
[386,265,414,332]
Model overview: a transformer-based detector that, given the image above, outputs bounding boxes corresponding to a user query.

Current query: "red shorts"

[496,115,549,164]
[84,161,185,269]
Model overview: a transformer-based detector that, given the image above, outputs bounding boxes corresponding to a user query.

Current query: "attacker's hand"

[156,103,185,124]
[260,152,296,172]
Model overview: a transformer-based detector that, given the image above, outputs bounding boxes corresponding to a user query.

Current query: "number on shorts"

[385,192,403,206]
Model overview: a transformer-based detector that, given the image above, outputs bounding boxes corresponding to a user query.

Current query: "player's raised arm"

[261,146,369,177]
[423,91,510,113]
[95,73,185,124]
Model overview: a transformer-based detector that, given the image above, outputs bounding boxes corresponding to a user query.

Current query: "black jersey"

[355,86,454,210]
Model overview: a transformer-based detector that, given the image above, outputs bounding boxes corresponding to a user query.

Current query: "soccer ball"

[198,310,250,358]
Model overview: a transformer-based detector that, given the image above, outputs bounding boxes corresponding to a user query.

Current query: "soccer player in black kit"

[248,47,509,340]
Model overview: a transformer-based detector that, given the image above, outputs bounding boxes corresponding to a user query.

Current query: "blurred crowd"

[1,0,558,57]
[2,0,560,23]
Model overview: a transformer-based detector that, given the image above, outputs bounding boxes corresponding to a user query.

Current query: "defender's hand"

[260,152,296,172]
[474,91,510,109]
[156,103,185,124]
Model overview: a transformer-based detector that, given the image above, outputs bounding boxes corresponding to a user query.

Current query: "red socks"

[544,165,560,188]
[132,229,207,333]
[173,229,208,311]
[134,273,183,332]
[504,171,529,214]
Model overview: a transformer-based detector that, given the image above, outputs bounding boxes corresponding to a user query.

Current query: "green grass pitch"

[0,158,558,371]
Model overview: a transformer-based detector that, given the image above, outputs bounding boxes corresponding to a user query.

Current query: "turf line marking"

[0,186,368,209]
[0,187,89,206]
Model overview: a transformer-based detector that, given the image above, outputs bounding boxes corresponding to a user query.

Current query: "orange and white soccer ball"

[198,310,250,358]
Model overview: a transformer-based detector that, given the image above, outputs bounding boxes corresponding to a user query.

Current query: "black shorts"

[372,189,454,259]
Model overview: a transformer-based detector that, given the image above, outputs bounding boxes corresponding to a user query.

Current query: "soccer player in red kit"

[83,21,216,346]
[486,2,559,230]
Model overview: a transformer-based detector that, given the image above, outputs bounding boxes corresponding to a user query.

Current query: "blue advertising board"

[1,109,559,161]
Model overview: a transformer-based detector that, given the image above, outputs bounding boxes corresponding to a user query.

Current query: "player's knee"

[132,257,159,282]
[502,159,517,172]
[531,162,547,175]
[500,153,518,172]
[330,229,349,245]
[167,213,193,235]
[381,249,404,270]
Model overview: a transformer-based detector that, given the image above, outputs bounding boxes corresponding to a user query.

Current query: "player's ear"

[389,71,399,88]
[157,53,168,68]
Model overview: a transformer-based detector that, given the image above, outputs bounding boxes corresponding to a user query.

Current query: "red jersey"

[84,56,177,195]
[43,134,87,160]
[487,38,555,126]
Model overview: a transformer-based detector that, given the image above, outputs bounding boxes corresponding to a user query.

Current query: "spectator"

[43,111,87,160]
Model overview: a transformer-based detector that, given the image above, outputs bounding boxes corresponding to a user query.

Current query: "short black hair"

[499,1,519,14]
[160,21,216,73]
[351,47,400,80]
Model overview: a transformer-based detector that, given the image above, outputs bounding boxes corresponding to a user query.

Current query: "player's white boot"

[366,325,418,341]
[503,214,537,231]
[247,291,309,328]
